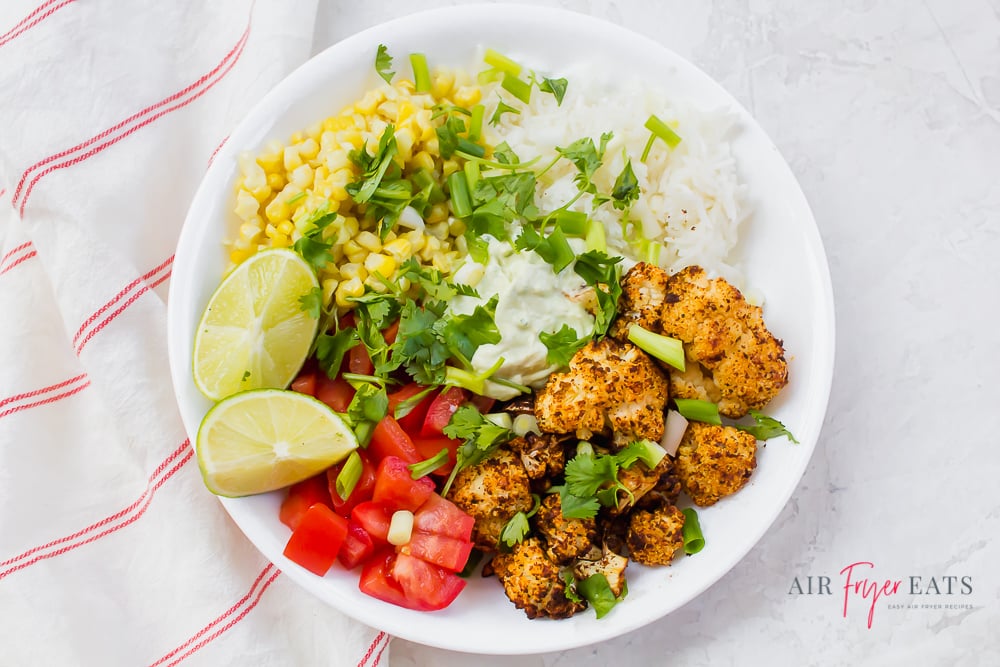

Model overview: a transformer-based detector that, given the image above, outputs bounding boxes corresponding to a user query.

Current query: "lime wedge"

[197,388,358,497]
[193,248,319,401]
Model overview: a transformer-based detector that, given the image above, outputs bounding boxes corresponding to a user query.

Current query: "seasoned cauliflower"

[626,505,686,566]
[535,493,597,564]
[507,432,568,482]
[675,422,757,506]
[635,455,683,510]
[491,537,587,619]
[446,448,533,550]
[614,263,788,418]
[607,456,671,516]
[574,545,628,597]
[534,337,668,444]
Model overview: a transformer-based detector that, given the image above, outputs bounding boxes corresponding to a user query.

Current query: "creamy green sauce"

[448,237,594,400]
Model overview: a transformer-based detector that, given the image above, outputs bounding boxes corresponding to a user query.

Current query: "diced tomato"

[316,375,355,412]
[278,474,332,531]
[351,501,393,543]
[290,371,317,397]
[359,548,412,609]
[392,552,467,611]
[410,435,460,476]
[338,519,375,570]
[421,387,469,437]
[283,503,349,576]
[469,394,496,414]
[382,319,400,345]
[387,383,437,433]
[412,493,475,542]
[348,344,374,375]
[405,532,473,572]
[368,415,421,465]
[372,456,435,513]
[326,450,377,517]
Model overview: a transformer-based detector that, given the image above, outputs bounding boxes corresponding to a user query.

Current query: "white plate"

[167,4,835,655]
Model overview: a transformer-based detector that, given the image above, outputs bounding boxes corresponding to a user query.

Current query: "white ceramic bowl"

[167,4,835,655]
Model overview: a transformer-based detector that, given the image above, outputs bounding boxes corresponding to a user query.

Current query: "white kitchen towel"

[0,1,390,664]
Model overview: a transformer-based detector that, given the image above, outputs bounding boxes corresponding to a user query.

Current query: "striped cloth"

[0,1,389,664]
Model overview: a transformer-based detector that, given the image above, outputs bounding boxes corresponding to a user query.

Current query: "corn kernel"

[431,68,455,99]
[427,222,449,240]
[283,145,303,171]
[411,150,435,173]
[404,230,426,254]
[277,220,295,237]
[270,235,292,249]
[239,222,262,241]
[441,159,459,177]
[396,79,415,94]
[265,196,290,223]
[432,251,453,273]
[341,239,363,258]
[426,203,449,224]
[355,89,386,116]
[355,231,381,252]
[299,137,319,161]
[267,173,286,191]
[416,109,435,142]
[321,278,339,305]
[290,164,313,189]
[325,150,351,173]
[339,262,368,282]
[257,151,283,174]
[448,217,467,236]
[290,131,304,144]
[340,216,360,242]
[382,239,411,264]
[234,190,260,222]
[453,86,481,107]
[395,127,415,162]
[377,100,398,121]
[364,253,396,280]
[336,277,365,308]
[230,247,253,264]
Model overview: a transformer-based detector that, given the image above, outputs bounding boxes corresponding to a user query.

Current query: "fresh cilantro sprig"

[499,493,542,549]
[440,404,515,496]
[345,381,389,447]
[539,324,588,368]
[561,570,628,618]
[347,124,413,237]
[375,44,394,84]
[573,250,623,338]
[554,440,666,520]
[735,410,799,443]
[292,205,338,271]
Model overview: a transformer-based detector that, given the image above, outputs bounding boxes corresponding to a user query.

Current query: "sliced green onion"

[341,372,388,387]
[412,168,445,206]
[673,398,722,425]
[334,451,363,501]
[585,218,607,252]
[485,412,513,430]
[454,151,540,171]
[644,240,662,265]
[545,226,575,273]
[627,324,685,371]
[512,413,541,437]
[476,67,504,85]
[555,210,588,237]
[468,104,485,142]
[393,385,436,420]
[681,508,705,554]
[408,448,450,479]
[483,48,523,76]
[621,438,667,469]
[447,171,472,218]
[455,137,485,158]
[410,53,431,93]
[501,72,532,104]
[464,159,480,194]
[286,191,306,206]
[576,440,594,457]
[641,114,682,162]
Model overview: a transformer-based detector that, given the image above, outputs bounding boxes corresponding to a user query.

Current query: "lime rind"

[196,388,358,497]
[192,248,319,401]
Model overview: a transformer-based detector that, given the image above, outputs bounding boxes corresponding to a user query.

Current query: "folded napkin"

[0,1,389,664]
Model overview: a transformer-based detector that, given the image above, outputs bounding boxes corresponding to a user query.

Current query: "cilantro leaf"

[565,451,619,497]
[735,410,799,443]
[492,141,520,165]
[555,486,601,519]
[576,573,627,619]
[561,569,583,603]
[347,382,389,425]
[557,137,602,192]
[611,158,639,211]
[348,124,399,205]
[573,250,623,337]
[435,114,467,159]
[489,99,522,126]
[291,207,338,271]
[538,77,568,105]
[375,44,394,84]
[499,512,530,549]
[539,324,588,367]
[298,286,324,320]
[441,405,515,495]
[438,295,500,363]
[391,300,450,385]
[315,328,358,379]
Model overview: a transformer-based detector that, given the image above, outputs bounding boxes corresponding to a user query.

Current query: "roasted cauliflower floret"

[635,455,683,510]
[446,448,533,550]
[535,493,597,564]
[508,432,568,481]
[491,537,587,619]
[534,337,668,443]
[612,262,787,418]
[574,545,628,597]
[626,505,686,566]
[675,422,757,506]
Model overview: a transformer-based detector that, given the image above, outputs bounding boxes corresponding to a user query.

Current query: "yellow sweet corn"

[355,231,381,253]
[364,253,396,281]
[336,277,365,308]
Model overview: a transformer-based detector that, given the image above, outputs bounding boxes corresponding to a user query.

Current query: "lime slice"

[197,388,358,497]
[193,248,319,401]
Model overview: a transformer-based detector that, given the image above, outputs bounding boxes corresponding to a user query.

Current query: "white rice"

[478,64,748,286]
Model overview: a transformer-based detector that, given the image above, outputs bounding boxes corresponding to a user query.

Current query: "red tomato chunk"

[420,387,468,437]
[326,450,376,517]
[372,456,435,513]
[283,503,348,577]
[338,519,375,570]
[279,474,332,531]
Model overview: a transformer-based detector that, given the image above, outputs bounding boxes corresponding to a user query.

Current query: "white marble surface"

[314,0,1000,664]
